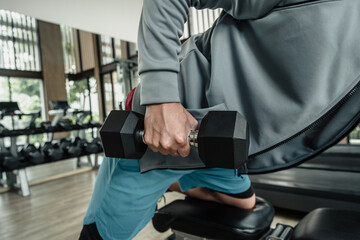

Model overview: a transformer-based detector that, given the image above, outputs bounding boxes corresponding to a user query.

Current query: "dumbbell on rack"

[20,144,45,165]
[59,138,82,157]
[0,147,11,169]
[41,142,63,161]
[100,111,249,169]
[74,137,87,151]
[2,155,27,170]
[85,137,103,154]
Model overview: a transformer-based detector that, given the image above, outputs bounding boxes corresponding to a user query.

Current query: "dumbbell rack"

[0,124,103,197]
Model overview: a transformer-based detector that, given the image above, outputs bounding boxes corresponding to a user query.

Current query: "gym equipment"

[0,147,11,168]
[250,144,360,212]
[154,197,274,240]
[0,102,41,125]
[74,137,87,152]
[100,110,249,169]
[2,155,26,170]
[41,142,63,161]
[0,130,26,170]
[0,101,102,197]
[85,137,103,154]
[40,121,52,131]
[74,111,91,128]
[153,197,360,240]
[0,124,10,136]
[48,100,95,140]
[59,138,82,157]
[89,121,102,129]
[26,111,41,130]
[58,120,74,131]
[48,100,91,127]
[0,102,21,119]
[21,144,45,165]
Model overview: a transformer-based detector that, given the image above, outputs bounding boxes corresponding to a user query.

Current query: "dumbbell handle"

[137,130,199,147]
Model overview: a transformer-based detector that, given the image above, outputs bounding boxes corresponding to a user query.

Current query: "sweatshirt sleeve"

[138,0,282,105]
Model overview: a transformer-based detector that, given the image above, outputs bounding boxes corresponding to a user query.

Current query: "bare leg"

[169,182,256,210]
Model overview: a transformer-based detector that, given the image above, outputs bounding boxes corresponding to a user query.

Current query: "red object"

[125,88,136,111]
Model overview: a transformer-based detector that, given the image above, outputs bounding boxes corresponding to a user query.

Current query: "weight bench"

[153,197,360,240]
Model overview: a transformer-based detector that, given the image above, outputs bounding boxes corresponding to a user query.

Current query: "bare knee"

[231,193,256,210]
[213,192,256,210]
[170,184,257,210]
[169,182,182,192]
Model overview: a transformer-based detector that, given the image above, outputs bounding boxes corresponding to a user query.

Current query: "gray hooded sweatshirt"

[132,0,360,174]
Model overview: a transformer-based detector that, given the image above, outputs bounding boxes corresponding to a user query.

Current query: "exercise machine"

[250,144,360,212]
[153,196,360,240]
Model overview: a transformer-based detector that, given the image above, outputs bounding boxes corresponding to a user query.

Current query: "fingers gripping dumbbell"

[99,111,249,169]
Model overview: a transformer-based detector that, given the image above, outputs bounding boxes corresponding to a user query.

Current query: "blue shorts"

[83,157,252,240]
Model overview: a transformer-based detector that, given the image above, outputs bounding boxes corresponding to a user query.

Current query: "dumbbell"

[100,110,249,169]
[59,138,82,157]
[85,137,103,154]
[21,144,45,165]
[41,142,63,161]
[74,137,87,152]
[0,148,11,168]
[2,155,26,170]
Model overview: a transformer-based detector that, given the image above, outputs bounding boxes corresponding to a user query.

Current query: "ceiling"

[0,0,142,43]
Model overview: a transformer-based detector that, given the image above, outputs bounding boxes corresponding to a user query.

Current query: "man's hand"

[144,103,198,157]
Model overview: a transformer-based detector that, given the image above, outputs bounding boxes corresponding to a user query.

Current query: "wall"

[38,20,67,114]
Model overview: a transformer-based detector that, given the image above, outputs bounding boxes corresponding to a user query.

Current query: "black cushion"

[152,197,274,240]
[292,208,360,240]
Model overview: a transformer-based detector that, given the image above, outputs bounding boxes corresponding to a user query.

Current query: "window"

[100,35,126,64]
[0,76,44,121]
[60,25,79,74]
[112,71,125,111]
[0,10,41,71]
[65,77,100,139]
[349,127,360,144]
[66,77,99,122]
[127,42,137,60]
[0,76,45,144]
[0,76,10,101]
[101,60,138,117]
[188,8,222,36]
[130,65,140,88]
[114,38,122,59]
[103,73,114,115]
[9,77,44,115]
[100,35,113,65]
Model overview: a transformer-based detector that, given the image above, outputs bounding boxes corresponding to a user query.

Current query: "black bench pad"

[292,208,360,240]
[152,197,274,240]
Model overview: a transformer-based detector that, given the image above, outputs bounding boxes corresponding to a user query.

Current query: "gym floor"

[0,158,305,240]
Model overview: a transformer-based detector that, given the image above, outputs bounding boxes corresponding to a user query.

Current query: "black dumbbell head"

[3,156,23,170]
[198,111,249,169]
[41,142,63,161]
[22,144,37,156]
[29,151,45,165]
[100,111,146,159]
